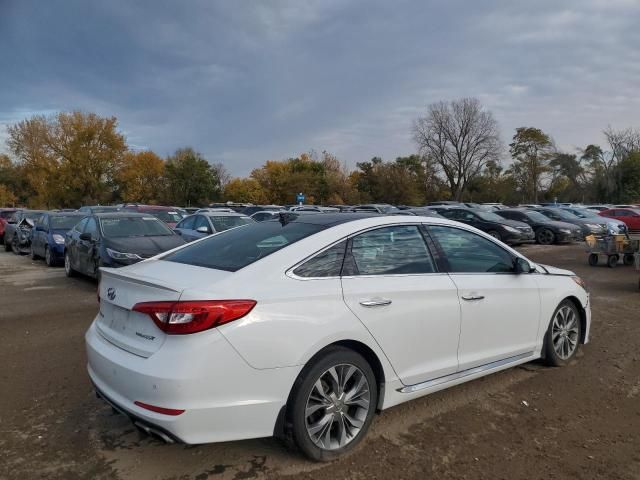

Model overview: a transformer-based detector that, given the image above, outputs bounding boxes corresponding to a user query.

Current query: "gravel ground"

[0,243,638,480]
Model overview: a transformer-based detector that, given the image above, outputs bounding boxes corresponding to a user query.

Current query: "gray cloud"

[1,0,638,175]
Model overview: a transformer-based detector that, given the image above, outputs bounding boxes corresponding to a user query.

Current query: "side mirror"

[514,257,534,274]
[79,232,92,241]
[196,226,210,234]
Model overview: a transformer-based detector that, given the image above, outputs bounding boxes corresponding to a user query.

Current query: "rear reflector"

[134,401,185,416]
[132,300,257,335]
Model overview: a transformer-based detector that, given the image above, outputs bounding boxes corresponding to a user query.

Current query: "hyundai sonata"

[87,213,590,460]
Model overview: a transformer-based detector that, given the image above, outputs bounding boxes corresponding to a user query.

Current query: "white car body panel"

[341,273,461,385]
[86,215,591,445]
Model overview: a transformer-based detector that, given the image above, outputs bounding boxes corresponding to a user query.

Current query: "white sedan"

[87,213,590,461]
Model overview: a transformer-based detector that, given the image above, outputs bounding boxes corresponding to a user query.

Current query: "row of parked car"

[1,201,638,278]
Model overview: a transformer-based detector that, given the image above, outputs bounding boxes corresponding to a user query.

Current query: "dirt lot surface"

[1,244,639,480]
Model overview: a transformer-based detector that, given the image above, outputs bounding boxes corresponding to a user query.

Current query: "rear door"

[341,224,461,386]
[427,225,540,371]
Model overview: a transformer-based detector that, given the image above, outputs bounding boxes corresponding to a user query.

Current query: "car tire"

[536,228,555,245]
[543,300,582,367]
[64,251,75,277]
[288,346,378,462]
[4,236,11,251]
[11,235,21,255]
[588,253,598,266]
[45,246,54,267]
[623,254,634,266]
[607,255,618,268]
[30,245,39,260]
[487,230,501,241]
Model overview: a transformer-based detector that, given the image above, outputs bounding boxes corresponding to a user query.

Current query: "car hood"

[103,235,186,257]
[542,220,581,231]
[498,219,531,229]
[536,263,575,276]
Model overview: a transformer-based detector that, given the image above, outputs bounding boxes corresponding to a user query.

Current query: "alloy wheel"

[64,253,71,274]
[538,229,554,245]
[551,305,579,360]
[45,247,51,266]
[304,364,371,450]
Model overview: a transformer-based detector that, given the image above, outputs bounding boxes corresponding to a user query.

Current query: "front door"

[341,225,461,386]
[427,225,540,371]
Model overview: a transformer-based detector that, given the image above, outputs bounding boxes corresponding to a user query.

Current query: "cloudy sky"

[1,0,638,175]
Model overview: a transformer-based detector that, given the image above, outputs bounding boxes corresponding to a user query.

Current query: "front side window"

[348,225,435,275]
[193,215,211,232]
[428,225,514,273]
[84,217,99,239]
[293,241,346,278]
[178,215,195,230]
[74,217,89,233]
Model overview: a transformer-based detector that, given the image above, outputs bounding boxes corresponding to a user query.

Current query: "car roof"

[93,212,155,218]
[47,211,84,217]
[201,212,248,217]
[263,212,383,226]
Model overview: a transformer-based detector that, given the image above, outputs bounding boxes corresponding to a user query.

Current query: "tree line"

[1,102,639,208]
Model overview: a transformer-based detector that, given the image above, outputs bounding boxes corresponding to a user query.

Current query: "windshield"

[90,206,119,213]
[525,211,551,222]
[145,210,183,223]
[210,215,254,232]
[165,221,324,271]
[380,205,399,213]
[50,216,82,229]
[475,211,505,222]
[0,210,16,219]
[547,209,579,220]
[566,208,598,218]
[100,216,174,237]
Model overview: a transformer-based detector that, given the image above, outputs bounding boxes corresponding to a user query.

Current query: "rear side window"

[347,225,436,275]
[293,241,346,278]
[165,221,325,272]
[429,225,514,273]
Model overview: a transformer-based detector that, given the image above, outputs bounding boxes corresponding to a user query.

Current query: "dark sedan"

[496,209,582,245]
[530,207,607,238]
[30,212,84,266]
[433,207,535,244]
[64,212,186,279]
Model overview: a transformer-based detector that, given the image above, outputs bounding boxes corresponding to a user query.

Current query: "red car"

[0,208,19,245]
[599,208,640,233]
[120,204,185,228]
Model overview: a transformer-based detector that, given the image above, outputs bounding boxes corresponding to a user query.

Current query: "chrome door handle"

[359,299,392,307]
[461,294,485,301]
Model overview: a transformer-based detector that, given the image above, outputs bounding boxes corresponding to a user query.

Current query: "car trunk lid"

[96,260,232,357]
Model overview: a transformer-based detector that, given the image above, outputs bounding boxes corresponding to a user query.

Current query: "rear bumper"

[85,320,300,444]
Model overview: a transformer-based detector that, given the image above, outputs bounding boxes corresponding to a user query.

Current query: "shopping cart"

[585,233,639,268]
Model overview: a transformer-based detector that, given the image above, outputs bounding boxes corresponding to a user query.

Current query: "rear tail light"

[132,300,256,335]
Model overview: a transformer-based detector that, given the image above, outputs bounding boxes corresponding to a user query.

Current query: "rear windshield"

[50,216,83,229]
[210,215,254,232]
[100,217,174,237]
[165,220,324,271]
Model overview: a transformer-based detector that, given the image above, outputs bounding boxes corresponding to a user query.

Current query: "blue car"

[30,212,84,266]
